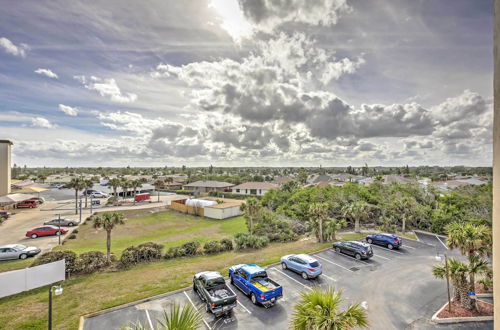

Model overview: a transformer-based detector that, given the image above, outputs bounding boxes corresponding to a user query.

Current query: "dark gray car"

[0,244,41,260]
[43,218,79,227]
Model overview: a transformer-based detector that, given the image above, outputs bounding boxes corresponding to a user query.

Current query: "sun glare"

[209,0,253,42]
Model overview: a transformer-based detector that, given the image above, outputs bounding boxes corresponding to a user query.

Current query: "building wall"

[204,205,243,219]
[170,200,204,216]
[231,188,270,196]
[0,142,12,196]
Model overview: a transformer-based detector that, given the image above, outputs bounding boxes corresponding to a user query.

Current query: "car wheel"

[301,272,308,280]
[281,262,287,270]
[230,276,234,285]
[251,293,257,305]
[355,253,361,260]
[205,304,210,313]
[19,254,27,260]
[31,234,38,239]
[367,238,373,244]
[387,243,394,250]
[335,247,341,253]
[68,223,74,227]
[55,231,61,236]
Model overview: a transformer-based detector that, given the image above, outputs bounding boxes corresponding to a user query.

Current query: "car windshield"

[309,261,320,267]
[14,244,27,250]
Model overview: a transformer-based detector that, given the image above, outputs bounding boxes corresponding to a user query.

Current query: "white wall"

[231,188,270,196]
[204,205,243,219]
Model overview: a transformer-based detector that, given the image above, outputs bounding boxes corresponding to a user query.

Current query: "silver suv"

[0,244,41,260]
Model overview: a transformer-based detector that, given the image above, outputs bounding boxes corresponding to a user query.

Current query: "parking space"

[83,236,492,330]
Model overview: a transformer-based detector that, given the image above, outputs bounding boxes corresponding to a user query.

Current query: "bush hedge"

[203,238,234,254]
[31,251,78,275]
[234,233,269,250]
[165,241,200,259]
[208,191,262,200]
[77,251,108,274]
[120,242,164,267]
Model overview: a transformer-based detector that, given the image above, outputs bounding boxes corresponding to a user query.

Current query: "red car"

[26,226,68,239]
[16,200,38,208]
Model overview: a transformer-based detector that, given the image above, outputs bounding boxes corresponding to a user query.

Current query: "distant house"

[231,182,279,196]
[271,177,295,185]
[307,180,344,188]
[182,180,234,194]
[383,175,414,185]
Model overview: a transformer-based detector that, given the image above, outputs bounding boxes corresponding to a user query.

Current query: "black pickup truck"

[193,271,238,317]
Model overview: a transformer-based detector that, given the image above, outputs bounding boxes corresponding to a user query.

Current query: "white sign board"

[0,259,65,298]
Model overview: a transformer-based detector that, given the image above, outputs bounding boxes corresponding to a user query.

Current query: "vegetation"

[291,287,368,329]
[92,212,126,262]
[67,176,87,214]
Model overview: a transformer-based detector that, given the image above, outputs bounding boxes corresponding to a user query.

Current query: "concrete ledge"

[476,293,493,298]
[431,301,494,324]
[413,229,447,239]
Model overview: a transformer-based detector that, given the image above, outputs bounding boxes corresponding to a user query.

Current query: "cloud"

[238,0,351,33]
[58,104,78,116]
[31,117,55,128]
[74,75,138,103]
[431,89,489,126]
[0,37,29,57]
[35,68,58,79]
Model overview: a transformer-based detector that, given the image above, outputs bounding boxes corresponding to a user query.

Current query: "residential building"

[231,181,279,196]
[182,180,234,194]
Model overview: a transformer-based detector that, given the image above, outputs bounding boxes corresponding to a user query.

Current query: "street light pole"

[79,199,82,223]
[57,214,61,246]
[48,285,63,330]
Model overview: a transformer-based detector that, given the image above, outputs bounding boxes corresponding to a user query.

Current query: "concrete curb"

[431,300,494,324]
[413,229,447,239]
[476,293,493,298]
[78,245,333,329]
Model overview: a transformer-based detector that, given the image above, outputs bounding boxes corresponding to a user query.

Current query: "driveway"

[82,237,493,330]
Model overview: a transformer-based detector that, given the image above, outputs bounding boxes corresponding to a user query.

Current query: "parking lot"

[82,234,493,330]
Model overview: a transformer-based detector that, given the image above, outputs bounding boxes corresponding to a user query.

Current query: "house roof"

[231,182,279,190]
[183,180,234,188]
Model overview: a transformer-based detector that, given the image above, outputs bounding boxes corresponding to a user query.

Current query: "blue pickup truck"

[229,264,282,307]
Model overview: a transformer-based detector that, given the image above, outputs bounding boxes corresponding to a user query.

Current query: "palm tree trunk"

[402,217,406,234]
[470,273,475,293]
[319,218,323,243]
[106,230,111,262]
[249,217,253,235]
[75,189,78,215]
[133,187,136,205]
[354,217,360,233]
[85,194,88,208]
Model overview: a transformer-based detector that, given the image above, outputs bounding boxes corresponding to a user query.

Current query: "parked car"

[333,241,373,260]
[193,271,238,317]
[16,200,38,208]
[43,218,79,227]
[26,225,68,239]
[281,254,322,279]
[57,184,67,189]
[90,192,108,198]
[365,233,402,250]
[83,189,99,195]
[0,244,41,260]
[0,211,11,219]
[30,197,45,204]
[229,264,282,307]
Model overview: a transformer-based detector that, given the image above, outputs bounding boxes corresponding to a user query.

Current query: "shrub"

[120,242,164,266]
[208,191,262,200]
[204,241,222,254]
[31,251,78,275]
[290,220,308,235]
[68,234,77,239]
[220,238,233,251]
[76,251,108,274]
[234,233,269,250]
[165,241,200,259]
[72,229,79,234]
[255,219,297,242]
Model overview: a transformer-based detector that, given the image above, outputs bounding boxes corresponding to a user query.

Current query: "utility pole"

[57,214,61,246]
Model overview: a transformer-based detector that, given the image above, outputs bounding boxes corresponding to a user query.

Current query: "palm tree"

[309,202,330,243]
[122,303,202,330]
[67,177,86,215]
[83,179,93,208]
[433,258,472,309]
[130,179,142,205]
[389,196,421,234]
[291,287,368,330]
[325,217,346,241]
[92,212,125,262]
[240,197,261,235]
[121,179,131,200]
[342,201,370,233]
[446,222,492,292]
[153,179,165,203]
[108,178,121,198]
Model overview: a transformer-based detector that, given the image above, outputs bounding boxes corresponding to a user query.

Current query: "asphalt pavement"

[82,236,493,330]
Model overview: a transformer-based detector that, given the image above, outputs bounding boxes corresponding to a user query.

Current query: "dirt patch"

[437,300,493,319]
[475,283,493,294]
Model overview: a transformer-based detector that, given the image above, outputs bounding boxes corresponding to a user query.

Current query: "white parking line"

[145,309,154,330]
[321,273,337,282]
[316,255,354,273]
[403,245,416,249]
[237,300,252,314]
[436,236,449,250]
[183,291,212,330]
[369,244,404,255]
[372,254,390,261]
[271,268,312,291]
[330,250,370,264]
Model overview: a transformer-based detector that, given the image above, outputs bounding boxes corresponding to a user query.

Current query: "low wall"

[170,200,204,216]
[204,205,243,219]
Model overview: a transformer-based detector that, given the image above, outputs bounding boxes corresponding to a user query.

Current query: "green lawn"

[0,239,329,330]
[0,258,32,273]
[57,210,247,256]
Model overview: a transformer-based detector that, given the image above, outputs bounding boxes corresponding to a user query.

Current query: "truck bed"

[206,284,233,300]
[251,278,279,292]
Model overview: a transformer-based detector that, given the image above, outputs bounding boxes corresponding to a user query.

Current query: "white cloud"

[0,37,29,57]
[31,117,55,129]
[58,104,78,116]
[75,75,138,103]
[35,68,59,79]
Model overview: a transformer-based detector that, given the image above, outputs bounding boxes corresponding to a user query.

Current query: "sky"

[0,0,493,167]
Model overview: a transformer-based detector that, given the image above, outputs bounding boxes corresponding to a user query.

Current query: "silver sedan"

[0,244,41,261]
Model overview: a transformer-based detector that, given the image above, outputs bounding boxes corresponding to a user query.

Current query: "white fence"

[0,259,65,298]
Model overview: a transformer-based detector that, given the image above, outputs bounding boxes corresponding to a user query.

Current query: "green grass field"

[57,210,247,256]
